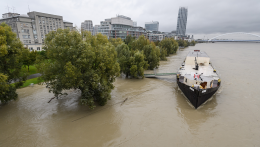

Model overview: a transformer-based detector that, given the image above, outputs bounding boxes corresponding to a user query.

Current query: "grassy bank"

[23,65,38,75]
[11,77,44,88]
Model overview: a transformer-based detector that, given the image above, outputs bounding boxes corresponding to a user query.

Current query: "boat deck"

[179,64,219,78]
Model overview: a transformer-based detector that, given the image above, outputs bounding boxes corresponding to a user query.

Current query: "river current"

[1,42,260,147]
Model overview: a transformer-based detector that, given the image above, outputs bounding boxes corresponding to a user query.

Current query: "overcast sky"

[1,0,260,39]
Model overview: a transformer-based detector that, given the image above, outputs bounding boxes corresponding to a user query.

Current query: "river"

[1,42,260,147]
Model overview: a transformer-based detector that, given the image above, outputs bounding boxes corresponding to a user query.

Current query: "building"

[0,11,73,51]
[147,31,165,42]
[95,15,146,40]
[176,7,188,37]
[163,31,177,39]
[81,20,93,34]
[145,21,159,31]
[93,25,100,35]
[133,21,137,27]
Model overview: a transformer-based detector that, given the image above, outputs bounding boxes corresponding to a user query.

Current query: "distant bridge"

[208,32,260,42]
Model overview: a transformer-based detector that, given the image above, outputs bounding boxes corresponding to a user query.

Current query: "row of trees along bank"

[1,22,196,109]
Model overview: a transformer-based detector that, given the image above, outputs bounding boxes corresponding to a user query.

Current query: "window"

[23,35,29,39]
[29,47,33,51]
[29,40,31,44]
[33,30,37,34]
[37,47,40,51]
[22,29,29,33]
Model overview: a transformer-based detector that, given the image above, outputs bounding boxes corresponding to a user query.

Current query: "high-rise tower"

[176,7,188,36]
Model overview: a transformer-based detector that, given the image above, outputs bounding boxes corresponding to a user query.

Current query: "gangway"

[144,73,176,78]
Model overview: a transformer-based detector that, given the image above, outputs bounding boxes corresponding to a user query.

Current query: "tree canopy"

[0,22,27,103]
[116,43,148,78]
[37,29,120,109]
[159,38,178,56]
[21,49,37,71]
[108,38,124,48]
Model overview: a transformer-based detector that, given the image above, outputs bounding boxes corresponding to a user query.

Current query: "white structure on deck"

[179,51,219,89]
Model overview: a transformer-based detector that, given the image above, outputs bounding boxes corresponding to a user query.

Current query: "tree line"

[0,22,196,109]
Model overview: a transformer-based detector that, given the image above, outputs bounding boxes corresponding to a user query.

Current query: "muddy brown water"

[1,42,260,147]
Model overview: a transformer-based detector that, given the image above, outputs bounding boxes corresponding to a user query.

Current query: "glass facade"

[176,7,188,36]
[145,22,159,31]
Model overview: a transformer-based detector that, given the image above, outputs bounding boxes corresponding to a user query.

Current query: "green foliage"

[159,38,178,56]
[21,49,37,71]
[11,77,44,88]
[143,44,160,70]
[0,73,18,103]
[129,51,148,78]
[124,35,135,46]
[37,50,47,59]
[116,44,148,78]
[108,38,124,48]
[37,29,120,109]
[0,22,27,103]
[159,47,167,61]
[153,40,160,46]
[23,65,37,75]
[177,39,191,47]
[116,44,131,76]
[130,35,150,51]
[190,40,196,46]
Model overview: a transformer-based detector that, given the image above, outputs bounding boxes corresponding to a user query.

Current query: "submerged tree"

[143,44,160,70]
[116,44,148,78]
[0,23,27,103]
[159,38,178,56]
[37,29,120,109]
[129,51,149,78]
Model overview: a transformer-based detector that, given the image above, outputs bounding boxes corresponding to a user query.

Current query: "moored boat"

[176,50,221,109]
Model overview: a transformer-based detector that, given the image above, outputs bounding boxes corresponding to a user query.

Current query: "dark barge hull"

[177,80,220,109]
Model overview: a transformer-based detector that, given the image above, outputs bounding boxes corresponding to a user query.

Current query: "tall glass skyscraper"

[176,7,188,36]
[145,21,159,31]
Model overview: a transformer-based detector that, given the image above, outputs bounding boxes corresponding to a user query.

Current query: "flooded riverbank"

[1,42,260,146]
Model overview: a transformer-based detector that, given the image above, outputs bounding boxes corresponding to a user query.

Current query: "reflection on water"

[1,42,260,146]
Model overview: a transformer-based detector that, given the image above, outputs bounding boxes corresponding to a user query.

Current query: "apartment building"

[81,20,93,35]
[147,31,165,42]
[95,15,146,40]
[0,11,73,51]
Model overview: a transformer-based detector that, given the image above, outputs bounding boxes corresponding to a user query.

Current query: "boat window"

[185,78,187,83]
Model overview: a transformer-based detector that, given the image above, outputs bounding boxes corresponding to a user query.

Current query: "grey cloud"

[1,0,259,38]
